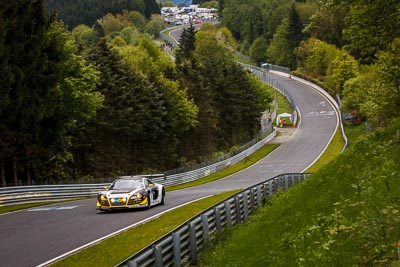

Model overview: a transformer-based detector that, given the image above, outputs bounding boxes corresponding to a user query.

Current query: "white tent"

[276,112,293,126]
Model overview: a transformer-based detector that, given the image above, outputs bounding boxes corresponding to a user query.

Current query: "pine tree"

[175,23,196,63]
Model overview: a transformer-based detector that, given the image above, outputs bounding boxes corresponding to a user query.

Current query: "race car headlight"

[130,193,142,199]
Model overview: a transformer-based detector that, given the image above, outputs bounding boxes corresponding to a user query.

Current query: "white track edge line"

[36,195,213,267]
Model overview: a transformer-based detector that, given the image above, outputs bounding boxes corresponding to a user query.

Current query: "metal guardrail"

[0,184,107,206]
[239,62,296,112]
[291,75,348,153]
[117,173,311,267]
[0,130,276,207]
[156,129,276,187]
[164,128,273,176]
[260,62,291,75]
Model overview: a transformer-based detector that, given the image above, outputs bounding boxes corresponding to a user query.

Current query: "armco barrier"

[117,173,311,267]
[156,129,276,187]
[0,184,108,206]
[0,129,276,207]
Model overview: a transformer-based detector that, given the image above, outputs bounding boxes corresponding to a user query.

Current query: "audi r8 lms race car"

[97,176,165,211]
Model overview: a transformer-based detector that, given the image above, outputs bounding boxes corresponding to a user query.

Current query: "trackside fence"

[0,184,107,206]
[0,130,276,207]
[117,173,311,267]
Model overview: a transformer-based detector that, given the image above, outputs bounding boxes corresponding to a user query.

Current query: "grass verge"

[51,190,239,267]
[305,126,345,173]
[198,119,400,266]
[344,122,367,144]
[167,143,279,191]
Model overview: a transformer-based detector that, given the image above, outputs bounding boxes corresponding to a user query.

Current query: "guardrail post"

[284,174,289,190]
[214,207,222,233]
[250,189,255,212]
[154,245,163,267]
[172,232,181,267]
[243,192,249,221]
[269,180,273,195]
[256,186,262,207]
[127,259,137,267]
[235,196,241,224]
[225,200,232,227]
[201,214,210,241]
[189,222,197,265]
[262,183,267,197]
[273,178,278,193]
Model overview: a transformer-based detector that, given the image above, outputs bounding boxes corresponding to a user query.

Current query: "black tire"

[160,189,165,205]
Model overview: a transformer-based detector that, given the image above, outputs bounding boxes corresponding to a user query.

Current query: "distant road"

[168,21,213,44]
[0,70,339,267]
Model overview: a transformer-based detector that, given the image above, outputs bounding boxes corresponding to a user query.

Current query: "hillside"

[199,119,400,266]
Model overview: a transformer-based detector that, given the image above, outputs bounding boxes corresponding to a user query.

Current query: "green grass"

[276,92,293,115]
[1,142,279,266]
[51,191,239,267]
[198,119,400,266]
[305,126,345,173]
[167,143,279,191]
[344,122,367,145]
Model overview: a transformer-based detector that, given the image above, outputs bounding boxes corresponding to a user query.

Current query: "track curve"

[0,71,339,267]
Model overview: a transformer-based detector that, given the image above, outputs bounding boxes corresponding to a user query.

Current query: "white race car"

[97,176,165,211]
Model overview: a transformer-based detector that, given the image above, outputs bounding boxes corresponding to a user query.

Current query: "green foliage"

[249,37,268,65]
[326,51,358,94]
[267,18,295,68]
[342,38,400,128]
[278,3,305,69]
[51,191,238,267]
[199,118,400,266]
[168,143,279,191]
[222,0,293,50]
[341,65,378,118]
[161,1,175,8]
[199,1,219,9]
[45,0,157,30]
[122,11,146,32]
[296,37,338,79]
[119,26,140,46]
[176,25,272,161]
[296,37,357,96]
[0,1,102,184]
[71,24,98,49]
[175,24,196,63]
[98,13,122,36]
[302,1,347,48]
[144,14,165,38]
[341,0,400,64]
[143,0,160,19]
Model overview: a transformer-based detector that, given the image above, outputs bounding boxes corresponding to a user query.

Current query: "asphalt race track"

[0,72,339,267]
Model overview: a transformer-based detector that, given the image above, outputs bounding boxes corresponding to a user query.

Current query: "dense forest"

[1,0,399,187]
[45,0,160,29]
[220,0,400,127]
[0,0,270,186]
[196,1,400,265]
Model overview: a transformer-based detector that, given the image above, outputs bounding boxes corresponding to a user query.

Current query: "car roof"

[117,176,146,181]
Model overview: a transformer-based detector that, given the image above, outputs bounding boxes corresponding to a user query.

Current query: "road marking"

[306,110,335,117]
[36,195,213,267]
[28,205,84,212]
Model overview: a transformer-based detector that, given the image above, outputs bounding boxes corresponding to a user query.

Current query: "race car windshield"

[110,179,143,190]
